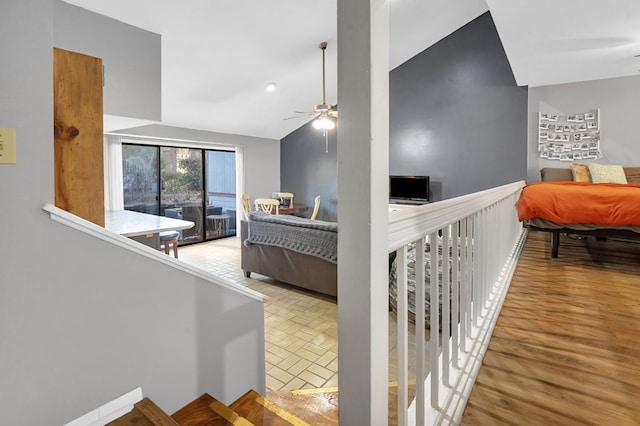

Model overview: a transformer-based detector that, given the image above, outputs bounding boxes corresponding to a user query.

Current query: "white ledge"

[388,180,526,252]
[42,203,265,303]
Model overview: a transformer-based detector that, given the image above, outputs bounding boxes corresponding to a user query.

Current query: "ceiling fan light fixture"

[265,82,277,92]
[313,115,335,130]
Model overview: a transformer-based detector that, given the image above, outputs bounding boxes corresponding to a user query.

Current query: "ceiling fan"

[286,41,337,132]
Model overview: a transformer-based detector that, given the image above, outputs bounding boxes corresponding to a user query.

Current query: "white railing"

[388,181,527,425]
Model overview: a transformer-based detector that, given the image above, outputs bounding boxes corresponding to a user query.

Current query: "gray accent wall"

[389,12,527,201]
[54,0,161,121]
[528,74,640,183]
[281,12,527,213]
[280,123,338,221]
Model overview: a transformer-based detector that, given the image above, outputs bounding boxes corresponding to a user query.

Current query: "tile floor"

[178,236,339,392]
[178,236,426,393]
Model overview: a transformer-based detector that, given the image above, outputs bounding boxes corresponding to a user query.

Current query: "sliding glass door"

[205,150,237,237]
[122,145,159,216]
[160,147,204,243]
[122,142,236,245]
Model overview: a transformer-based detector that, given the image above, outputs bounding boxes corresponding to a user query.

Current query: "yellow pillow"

[570,163,591,182]
[587,163,628,184]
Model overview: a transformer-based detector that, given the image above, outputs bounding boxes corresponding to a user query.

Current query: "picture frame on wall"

[539,109,601,161]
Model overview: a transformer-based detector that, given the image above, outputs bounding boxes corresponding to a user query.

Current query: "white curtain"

[103,134,124,211]
[235,146,245,235]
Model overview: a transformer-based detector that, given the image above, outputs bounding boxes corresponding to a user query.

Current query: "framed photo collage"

[538,109,601,161]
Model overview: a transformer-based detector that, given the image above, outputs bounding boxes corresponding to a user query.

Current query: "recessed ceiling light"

[265,82,277,92]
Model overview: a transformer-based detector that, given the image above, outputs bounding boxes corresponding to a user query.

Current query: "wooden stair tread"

[171,393,230,426]
[106,397,180,426]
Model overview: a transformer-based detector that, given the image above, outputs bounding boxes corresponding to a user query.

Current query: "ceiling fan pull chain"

[324,129,328,153]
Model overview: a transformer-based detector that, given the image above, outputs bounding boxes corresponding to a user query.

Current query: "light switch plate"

[0,128,16,164]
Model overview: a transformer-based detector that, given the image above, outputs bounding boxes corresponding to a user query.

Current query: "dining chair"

[310,195,321,220]
[241,193,251,220]
[254,198,280,215]
[274,192,294,207]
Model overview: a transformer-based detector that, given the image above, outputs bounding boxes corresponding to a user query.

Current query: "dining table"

[105,209,195,249]
[278,204,309,215]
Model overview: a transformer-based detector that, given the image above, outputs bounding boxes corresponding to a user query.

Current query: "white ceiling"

[63,0,640,140]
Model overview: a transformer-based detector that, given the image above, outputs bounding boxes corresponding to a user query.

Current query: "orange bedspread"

[515,181,640,225]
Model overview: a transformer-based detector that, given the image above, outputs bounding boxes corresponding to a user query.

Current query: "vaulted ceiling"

[62,0,640,140]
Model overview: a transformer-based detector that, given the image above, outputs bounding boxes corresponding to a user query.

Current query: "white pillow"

[587,163,627,184]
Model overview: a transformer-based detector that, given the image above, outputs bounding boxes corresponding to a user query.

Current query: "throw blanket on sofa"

[246,211,338,263]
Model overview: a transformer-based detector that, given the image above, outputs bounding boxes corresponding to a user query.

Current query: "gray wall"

[54,0,161,121]
[0,2,264,424]
[389,12,527,201]
[281,12,527,211]
[280,124,337,221]
[528,74,640,182]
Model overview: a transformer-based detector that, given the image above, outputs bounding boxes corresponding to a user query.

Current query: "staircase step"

[171,393,230,426]
[106,397,180,426]
[230,390,311,426]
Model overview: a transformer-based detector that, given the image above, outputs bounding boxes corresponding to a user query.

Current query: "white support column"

[337,0,389,424]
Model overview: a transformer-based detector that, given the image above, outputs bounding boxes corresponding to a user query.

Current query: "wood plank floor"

[462,231,640,425]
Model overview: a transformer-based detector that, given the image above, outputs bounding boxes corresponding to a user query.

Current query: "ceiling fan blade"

[294,111,315,115]
[284,113,317,120]
[328,110,338,118]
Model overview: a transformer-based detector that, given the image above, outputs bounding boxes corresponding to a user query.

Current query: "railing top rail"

[42,203,266,303]
[388,180,525,252]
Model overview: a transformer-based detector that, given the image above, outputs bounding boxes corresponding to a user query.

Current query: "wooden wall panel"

[53,47,104,226]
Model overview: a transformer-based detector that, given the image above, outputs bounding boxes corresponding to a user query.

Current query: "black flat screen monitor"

[389,175,429,203]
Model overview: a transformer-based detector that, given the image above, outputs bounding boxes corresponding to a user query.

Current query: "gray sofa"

[240,213,337,297]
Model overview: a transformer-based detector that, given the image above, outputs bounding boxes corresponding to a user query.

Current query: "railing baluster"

[472,212,480,327]
[452,221,460,369]
[442,225,451,387]
[464,216,477,342]
[415,237,426,425]
[430,231,439,409]
[461,216,470,353]
[396,246,409,426]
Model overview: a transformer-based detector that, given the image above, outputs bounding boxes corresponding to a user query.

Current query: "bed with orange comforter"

[515,181,640,257]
